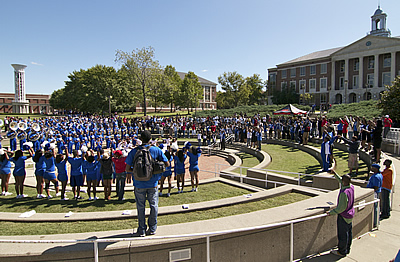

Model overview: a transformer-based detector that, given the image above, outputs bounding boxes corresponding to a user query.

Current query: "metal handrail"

[0,199,380,262]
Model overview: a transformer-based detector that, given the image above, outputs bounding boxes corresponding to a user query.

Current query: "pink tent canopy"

[273,104,307,115]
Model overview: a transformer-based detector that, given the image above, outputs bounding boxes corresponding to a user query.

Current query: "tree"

[160,65,182,112]
[215,91,230,109]
[115,46,160,116]
[271,86,299,105]
[178,71,203,114]
[51,65,129,114]
[379,75,400,120]
[245,74,265,105]
[218,72,246,107]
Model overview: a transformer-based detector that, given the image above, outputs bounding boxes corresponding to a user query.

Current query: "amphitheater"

[0,138,399,262]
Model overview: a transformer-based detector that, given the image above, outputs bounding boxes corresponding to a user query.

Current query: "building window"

[320,78,327,89]
[290,81,296,89]
[290,68,296,78]
[300,67,306,76]
[353,58,359,71]
[339,77,344,90]
[310,65,316,75]
[205,86,210,102]
[269,73,276,89]
[309,79,316,90]
[383,72,391,86]
[339,61,345,73]
[367,74,374,87]
[383,54,391,68]
[368,56,374,69]
[320,93,327,104]
[299,80,306,90]
[353,75,359,89]
[281,70,287,79]
[281,82,287,89]
[320,63,327,74]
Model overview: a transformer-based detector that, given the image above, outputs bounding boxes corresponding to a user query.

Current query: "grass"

[262,144,321,176]
[0,192,310,235]
[0,182,252,213]
[233,151,261,175]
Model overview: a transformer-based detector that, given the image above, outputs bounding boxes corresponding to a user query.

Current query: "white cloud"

[31,62,44,66]
[201,69,208,72]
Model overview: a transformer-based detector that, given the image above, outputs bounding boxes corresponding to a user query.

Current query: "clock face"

[366,41,372,46]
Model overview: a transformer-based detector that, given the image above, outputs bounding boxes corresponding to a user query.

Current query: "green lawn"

[0,192,310,235]
[232,151,261,175]
[0,182,252,213]
[262,144,321,176]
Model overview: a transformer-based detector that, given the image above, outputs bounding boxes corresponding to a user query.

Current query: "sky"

[1,0,399,95]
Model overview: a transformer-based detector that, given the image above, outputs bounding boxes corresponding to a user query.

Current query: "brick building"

[268,6,400,107]
[0,93,51,114]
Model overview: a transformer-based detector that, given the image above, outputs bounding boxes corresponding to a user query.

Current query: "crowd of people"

[0,112,395,238]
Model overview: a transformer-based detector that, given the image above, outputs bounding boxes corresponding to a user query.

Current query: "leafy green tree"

[148,70,168,112]
[215,91,231,109]
[160,65,182,112]
[178,71,203,114]
[379,75,400,120]
[115,46,160,116]
[51,65,129,114]
[245,74,265,105]
[271,86,299,105]
[218,71,246,107]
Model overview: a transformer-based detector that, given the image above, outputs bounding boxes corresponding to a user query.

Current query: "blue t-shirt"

[55,159,67,175]
[10,156,28,176]
[0,158,12,174]
[125,145,168,188]
[68,156,84,176]
[83,160,99,175]
[187,151,201,167]
[174,154,187,174]
[34,155,46,174]
[44,157,56,172]
[367,172,383,194]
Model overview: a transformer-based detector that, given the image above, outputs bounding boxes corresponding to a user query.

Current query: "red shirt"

[112,157,127,173]
[384,118,392,128]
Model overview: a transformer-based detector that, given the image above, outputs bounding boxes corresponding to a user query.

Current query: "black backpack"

[132,145,165,181]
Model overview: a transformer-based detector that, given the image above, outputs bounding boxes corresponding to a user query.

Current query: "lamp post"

[108,95,112,116]
[365,83,369,100]
[344,79,348,104]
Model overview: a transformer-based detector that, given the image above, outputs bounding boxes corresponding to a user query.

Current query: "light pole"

[365,83,369,100]
[344,79,348,104]
[108,95,112,116]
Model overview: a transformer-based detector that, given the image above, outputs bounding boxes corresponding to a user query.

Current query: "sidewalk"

[300,153,400,262]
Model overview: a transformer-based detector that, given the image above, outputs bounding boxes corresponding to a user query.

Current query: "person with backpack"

[125,130,169,237]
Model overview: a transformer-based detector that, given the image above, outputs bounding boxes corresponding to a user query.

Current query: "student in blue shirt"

[33,149,46,198]
[55,152,69,200]
[174,149,187,194]
[125,130,168,237]
[187,146,201,192]
[0,149,13,196]
[10,148,34,198]
[83,150,100,200]
[43,149,60,199]
[159,146,173,197]
[67,149,85,200]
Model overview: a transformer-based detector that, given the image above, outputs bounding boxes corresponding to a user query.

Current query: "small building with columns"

[268,6,400,106]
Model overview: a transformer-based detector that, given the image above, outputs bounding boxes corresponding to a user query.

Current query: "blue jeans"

[337,215,352,255]
[115,172,126,200]
[134,187,158,234]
